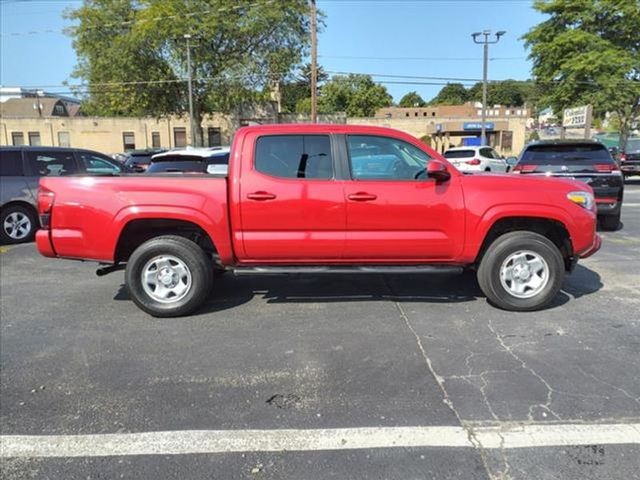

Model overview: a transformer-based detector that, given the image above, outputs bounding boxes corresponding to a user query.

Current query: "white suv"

[443,146,508,172]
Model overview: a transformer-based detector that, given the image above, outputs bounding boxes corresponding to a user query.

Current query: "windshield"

[625,139,640,152]
[444,150,475,159]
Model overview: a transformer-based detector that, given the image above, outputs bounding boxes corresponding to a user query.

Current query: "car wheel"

[0,205,37,244]
[477,231,564,311]
[125,235,213,317]
[600,214,620,231]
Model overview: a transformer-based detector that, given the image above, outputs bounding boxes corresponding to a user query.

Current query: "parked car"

[123,149,167,172]
[146,147,230,174]
[36,124,601,317]
[619,138,640,178]
[0,146,125,244]
[512,140,623,230]
[443,146,508,172]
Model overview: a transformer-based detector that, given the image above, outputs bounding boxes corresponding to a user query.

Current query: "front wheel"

[477,231,564,311]
[125,235,213,317]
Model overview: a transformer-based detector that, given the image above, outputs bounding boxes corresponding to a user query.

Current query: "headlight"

[567,191,594,210]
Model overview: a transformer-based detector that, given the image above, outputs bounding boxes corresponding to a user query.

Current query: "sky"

[0,0,545,103]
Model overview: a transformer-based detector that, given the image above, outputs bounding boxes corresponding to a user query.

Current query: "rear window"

[255,135,333,179]
[625,139,640,152]
[0,150,24,176]
[520,144,613,165]
[444,150,475,159]
[24,150,78,176]
[147,161,206,173]
[153,153,229,165]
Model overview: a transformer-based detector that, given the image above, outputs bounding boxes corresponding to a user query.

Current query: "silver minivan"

[0,146,124,244]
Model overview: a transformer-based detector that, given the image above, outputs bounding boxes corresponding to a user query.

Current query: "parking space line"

[2,423,639,458]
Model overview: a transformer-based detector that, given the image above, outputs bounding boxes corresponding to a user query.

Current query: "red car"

[36,124,601,317]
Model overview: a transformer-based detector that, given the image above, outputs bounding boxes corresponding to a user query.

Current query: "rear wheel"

[125,235,213,317]
[0,205,37,244]
[600,213,620,231]
[477,231,564,311]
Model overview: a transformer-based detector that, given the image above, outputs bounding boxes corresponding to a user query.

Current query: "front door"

[239,134,345,261]
[342,134,465,261]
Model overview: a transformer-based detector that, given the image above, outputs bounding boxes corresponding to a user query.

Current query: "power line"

[320,54,525,61]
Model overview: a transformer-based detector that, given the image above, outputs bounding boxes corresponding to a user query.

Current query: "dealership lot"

[1,181,639,480]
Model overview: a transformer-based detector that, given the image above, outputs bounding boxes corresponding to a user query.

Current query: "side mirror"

[206,164,228,175]
[505,156,518,167]
[427,160,451,183]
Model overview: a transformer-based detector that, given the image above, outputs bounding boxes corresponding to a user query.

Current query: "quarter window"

[0,150,24,176]
[24,151,77,177]
[347,135,431,181]
[255,135,333,179]
[78,152,120,174]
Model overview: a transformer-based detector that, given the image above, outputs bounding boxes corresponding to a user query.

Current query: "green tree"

[67,0,311,145]
[468,79,535,107]
[279,63,328,114]
[398,91,426,107]
[523,0,640,147]
[318,74,393,117]
[429,83,470,105]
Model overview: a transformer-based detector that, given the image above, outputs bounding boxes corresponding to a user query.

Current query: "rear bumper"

[36,230,56,258]
[578,234,602,259]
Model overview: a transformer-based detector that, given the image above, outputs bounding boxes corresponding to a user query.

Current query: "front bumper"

[579,234,602,259]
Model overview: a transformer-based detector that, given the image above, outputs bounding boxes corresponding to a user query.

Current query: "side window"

[255,135,333,179]
[347,135,431,181]
[24,151,78,177]
[78,152,121,174]
[0,150,24,176]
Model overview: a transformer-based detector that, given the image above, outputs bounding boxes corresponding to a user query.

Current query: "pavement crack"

[383,279,509,479]
[576,365,640,406]
[488,320,562,422]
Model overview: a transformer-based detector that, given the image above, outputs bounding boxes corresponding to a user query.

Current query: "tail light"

[512,164,537,174]
[594,163,621,174]
[37,187,55,229]
[465,158,481,166]
[620,153,627,163]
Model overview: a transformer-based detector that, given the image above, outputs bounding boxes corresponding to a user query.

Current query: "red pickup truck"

[36,124,601,317]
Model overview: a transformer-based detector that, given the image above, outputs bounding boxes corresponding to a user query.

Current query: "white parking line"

[2,423,639,458]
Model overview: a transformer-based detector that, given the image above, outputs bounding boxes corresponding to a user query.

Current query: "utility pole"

[472,30,506,146]
[310,0,318,123]
[184,34,196,146]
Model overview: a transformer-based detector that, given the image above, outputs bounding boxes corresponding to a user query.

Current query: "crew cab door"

[238,133,345,261]
[342,134,465,261]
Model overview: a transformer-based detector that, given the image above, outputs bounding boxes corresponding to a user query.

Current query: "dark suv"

[0,146,124,244]
[512,140,624,230]
[619,138,640,178]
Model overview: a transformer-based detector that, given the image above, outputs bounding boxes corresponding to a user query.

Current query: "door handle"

[247,191,277,201]
[347,192,377,202]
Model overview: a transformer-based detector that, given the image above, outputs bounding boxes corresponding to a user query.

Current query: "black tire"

[600,214,620,231]
[0,204,37,244]
[477,231,564,311]
[125,235,213,317]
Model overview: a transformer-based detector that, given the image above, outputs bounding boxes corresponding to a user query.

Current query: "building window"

[432,112,436,117]
[28,132,41,146]
[414,112,418,117]
[405,113,410,117]
[53,104,65,116]
[502,131,513,151]
[173,127,187,148]
[58,131,70,147]
[11,132,24,146]
[151,131,161,148]
[122,132,135,151]
[207,127,221,147]
[423,112,427,117]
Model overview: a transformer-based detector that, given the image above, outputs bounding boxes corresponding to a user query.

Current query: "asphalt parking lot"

[1,180,639,480]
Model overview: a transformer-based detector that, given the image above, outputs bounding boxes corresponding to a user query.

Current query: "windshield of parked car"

[444,150,475,159]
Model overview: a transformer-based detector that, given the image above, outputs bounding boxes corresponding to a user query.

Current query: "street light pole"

[310,0,318,123]
[472,30,506,146]
[184,34,196,146]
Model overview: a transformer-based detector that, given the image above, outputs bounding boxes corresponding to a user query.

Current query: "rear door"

[342,134,465,261]
[23,149,81,199]
[0,149,31,205]
[238,133,346,261]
